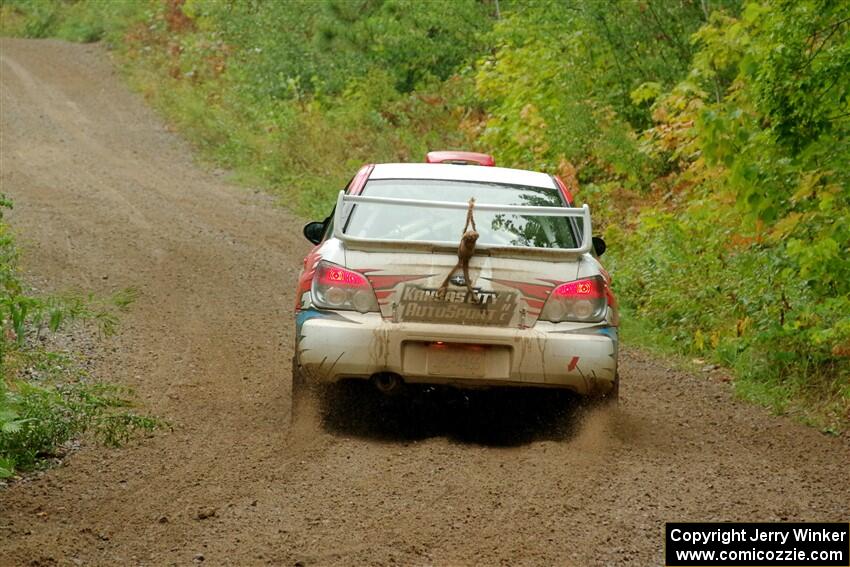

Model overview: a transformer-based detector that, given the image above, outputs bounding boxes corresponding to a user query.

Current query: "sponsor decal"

[483,277,555,301]
[295,308,360,337]
[359,271,434,304]
[362,272,433,291]
[398,284,517,326]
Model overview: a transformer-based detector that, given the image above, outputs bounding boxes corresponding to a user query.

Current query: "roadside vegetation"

[0,197,158,479]
[1,0,847,431]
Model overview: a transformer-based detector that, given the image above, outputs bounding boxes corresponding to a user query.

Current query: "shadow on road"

[314,380,593,447]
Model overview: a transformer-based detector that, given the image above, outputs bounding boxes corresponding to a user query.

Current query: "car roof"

[369,163,557,190]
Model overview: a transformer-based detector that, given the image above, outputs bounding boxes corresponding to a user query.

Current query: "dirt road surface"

[1,39,848,567]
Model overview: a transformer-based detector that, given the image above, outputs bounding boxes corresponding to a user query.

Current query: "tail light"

[540,276,608,323]
[311,261,378,313]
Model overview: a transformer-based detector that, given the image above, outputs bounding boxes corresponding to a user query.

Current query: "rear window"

[344,179,579,249]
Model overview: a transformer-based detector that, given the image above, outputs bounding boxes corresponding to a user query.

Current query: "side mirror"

[303,221,325,245]
[592,236,606,257]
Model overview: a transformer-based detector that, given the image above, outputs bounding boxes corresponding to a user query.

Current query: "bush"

[1,196,159,477]
[0,379,159,477]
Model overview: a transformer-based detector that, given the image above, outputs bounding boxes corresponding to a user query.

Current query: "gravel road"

[1,38,847,567]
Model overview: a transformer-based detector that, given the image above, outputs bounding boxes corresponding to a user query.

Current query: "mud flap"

[589,372,619,406]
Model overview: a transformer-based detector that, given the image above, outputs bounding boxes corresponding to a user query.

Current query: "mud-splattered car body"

[294,159,619,398]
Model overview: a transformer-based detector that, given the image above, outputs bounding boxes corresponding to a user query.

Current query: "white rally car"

[293,151,619,407]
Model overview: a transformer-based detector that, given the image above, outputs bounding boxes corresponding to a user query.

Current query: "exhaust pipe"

[372,372,402,394]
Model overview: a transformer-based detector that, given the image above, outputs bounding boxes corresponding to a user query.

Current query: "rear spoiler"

[332,191,593,257]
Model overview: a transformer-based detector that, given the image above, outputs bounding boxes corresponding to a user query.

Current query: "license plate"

[427,344,485,377]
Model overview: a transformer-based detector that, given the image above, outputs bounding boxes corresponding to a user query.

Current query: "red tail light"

[318,265,370,287]
[311,261,378,313]
[541,276,608,323]
[552,278,604,299]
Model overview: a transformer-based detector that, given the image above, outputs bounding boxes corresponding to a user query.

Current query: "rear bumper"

[295,309,618,395]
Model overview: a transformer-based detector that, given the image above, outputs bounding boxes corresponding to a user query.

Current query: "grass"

[1,366,161,478]
[0,0,151,44]
[1,293,162,479]
[620,307,847,434]
[1,193,160,479]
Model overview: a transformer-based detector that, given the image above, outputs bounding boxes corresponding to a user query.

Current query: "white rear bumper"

[296,310,617,395]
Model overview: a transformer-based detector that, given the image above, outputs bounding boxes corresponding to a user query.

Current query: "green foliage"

[607,0,849,429]
[1,285,139,364]
[475,0,738,176]
[0,0,152,43]
[1,378,160,476]
[1,195,158,478]
[115,0,491,217]
[184,0,493,97]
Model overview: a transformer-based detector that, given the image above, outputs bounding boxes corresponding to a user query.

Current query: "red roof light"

[425,151,495,166]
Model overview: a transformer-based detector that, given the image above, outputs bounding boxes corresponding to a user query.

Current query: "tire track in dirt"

[1,39,848,567]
